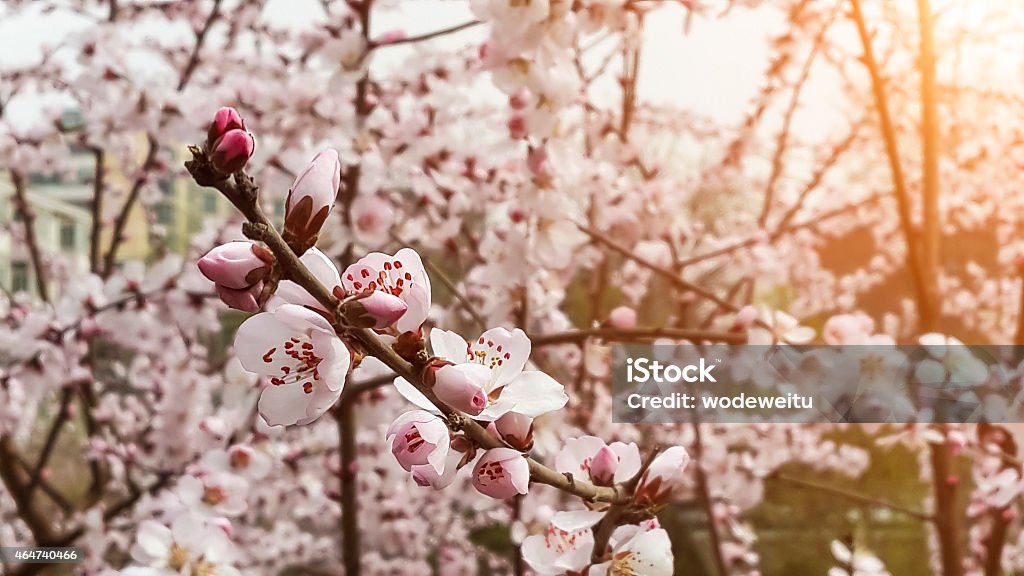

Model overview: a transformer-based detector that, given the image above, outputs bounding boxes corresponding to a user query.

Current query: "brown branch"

[692,422,728,576]
[370,20,482,49]
[342,373,396,401]
[578,225,750,320]
[770,471,933,522]
[917,0,941,334]
[102,134,159,277]
[88,148,106,274]
[10,452,73,513]
[0,436,58,545]
[774,120,864,231]
[189,165,628,505]
[759,1,840,227]
[530,327,745,346]
[678,193,883,270]
[849,0,935,332]
[929,436,964,576]
[334,401,360,575]
[25,388,74,498]
[618,13,643,141]
[10,171,49,302]
[176,0,223,91]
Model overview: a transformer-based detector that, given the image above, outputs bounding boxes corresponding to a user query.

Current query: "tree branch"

[189,164,629,505]
[370,20,482,49]
[529,326,745,346]
[849,0,935,332]
[770,471,933,522]
[102,134,159,277]
[10,171,49,302]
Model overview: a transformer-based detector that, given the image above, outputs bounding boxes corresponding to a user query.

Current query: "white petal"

[312,330,351,392]
[133,520,172,562]
[919,332,949,357]
[499,371,568,417]
[624,529,674,576]
[611,441,643,484]
[299,383,343,425]
[552,510,605,532]
[430,328,471,363]
[394,377,441,414]
[269,248,340,311]
[234,313,292,376]
[472,327,531,387]
[258,383,313,427]
[554,436,606,476]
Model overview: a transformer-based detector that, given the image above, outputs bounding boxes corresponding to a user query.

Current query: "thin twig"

[770,471,933,522]
[189,166,629,506]
[530,326,745,346]
[849,0,935,332]
[759,0,841,227]
[10,171,49,302]
[88,147,105,274]
[177,0,223,91]
[25,388,74,498]
[102,134,159,276]
[370,20,482,49]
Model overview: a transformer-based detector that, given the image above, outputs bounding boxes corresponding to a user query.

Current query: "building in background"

[0,117,228,298]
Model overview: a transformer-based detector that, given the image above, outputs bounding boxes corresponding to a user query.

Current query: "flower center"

[404,428,425,453]
[468,338,510,369]
[477,461,507,484]
[229,449,251,470]
[544,526,583,555]
[263,336,324,394]
[345,259,413,297]
[168,545,190,571]
[202,485,227,506]
[608,552,638,576]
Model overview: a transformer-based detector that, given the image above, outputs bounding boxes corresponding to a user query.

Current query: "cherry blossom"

[555,436,641,486]
[472,447,530,499]
[127,515,240,576]
[340,248,432,333]
[521,520,595,576]
[634,446,691,506]
[387,410,452,475]
[588,524,674,576]
[396,327,567,420]
[235,304,351,426]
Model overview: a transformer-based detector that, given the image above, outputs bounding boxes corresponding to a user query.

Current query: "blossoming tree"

[2,0,1024,575]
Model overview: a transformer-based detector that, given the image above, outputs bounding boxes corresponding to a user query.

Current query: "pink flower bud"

[210,129,255,175]
[472,448,530,500]
[433,365,487,416]
[387,411,451,473]
[198,241,272,290]
[207,107,247,146]
[494,412,533,449]
[284,149,341,250]
[355,290,409,329]
[608,306,637,329]
[590,445,619,486]
[215,282,262,313]
[634,446,690,506]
